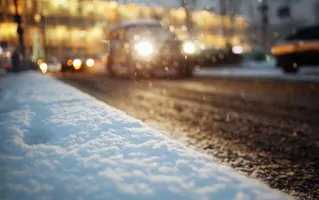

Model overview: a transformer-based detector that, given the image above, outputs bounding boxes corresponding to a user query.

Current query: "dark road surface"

[55,73,319,199]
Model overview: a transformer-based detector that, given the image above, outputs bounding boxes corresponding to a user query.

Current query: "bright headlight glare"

[73,59,82,70]
[73,59,81,66]
[86,59,94,67]
[183,41,196,54]
[232,46,243,54]
[135,41,154,56]
[39,63,48,71]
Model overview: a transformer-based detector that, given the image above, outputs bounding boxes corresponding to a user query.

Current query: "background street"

[55,71,319,199]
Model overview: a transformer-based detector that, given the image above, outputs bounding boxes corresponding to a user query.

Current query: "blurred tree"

[219,0,243,45]
[31,30,44,62]
[180,0,197,38]
[229,0,243,35]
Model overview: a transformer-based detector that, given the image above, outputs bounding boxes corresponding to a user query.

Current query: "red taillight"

[94,59,100,64]
[5,63,11,68]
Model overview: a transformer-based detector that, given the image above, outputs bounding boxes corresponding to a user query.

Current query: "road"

[54,72,319,200]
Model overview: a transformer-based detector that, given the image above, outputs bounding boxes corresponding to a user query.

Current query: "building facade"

[0,0,249,59]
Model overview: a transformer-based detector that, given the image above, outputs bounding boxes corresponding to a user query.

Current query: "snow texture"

[0,72,291,200]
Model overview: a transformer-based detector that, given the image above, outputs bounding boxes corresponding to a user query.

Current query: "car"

[198,47,243,67]
[243,45,269,62]
[271,24,319,73]
[0,49,12,72]
[37,56,62,73]
[104,20,197,78]
[60,54,96,73]
[85,54,104,73]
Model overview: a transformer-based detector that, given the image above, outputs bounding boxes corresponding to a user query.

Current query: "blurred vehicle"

[86,54,104,73]
[60,54,96,73]
[198,46,243,67]
[37,56,62,73]
[243,45,270,62]
[272,24,319,73]
[105,20,196,78]
[0,48,13,72]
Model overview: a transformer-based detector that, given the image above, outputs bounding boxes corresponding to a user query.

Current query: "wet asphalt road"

[54,73,319,199]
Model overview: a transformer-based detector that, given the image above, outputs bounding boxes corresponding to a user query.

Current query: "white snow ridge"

[0,72,292,200]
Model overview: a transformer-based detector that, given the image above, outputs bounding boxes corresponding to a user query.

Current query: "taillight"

[67,59,73,66]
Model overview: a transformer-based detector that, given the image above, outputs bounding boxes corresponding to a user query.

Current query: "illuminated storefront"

[0,0,249,58]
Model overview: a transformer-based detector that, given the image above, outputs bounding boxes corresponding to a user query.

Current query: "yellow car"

[271,25,319,73]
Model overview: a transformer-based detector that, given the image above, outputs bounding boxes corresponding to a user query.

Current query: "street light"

[13,0,25,59]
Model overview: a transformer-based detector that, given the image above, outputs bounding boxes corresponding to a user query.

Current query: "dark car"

[0,50,12,72]
[60,54,96,73]
[198,47,243,67]
[37,56,62,73]
[105,20,196,78]
[271,25,319,73]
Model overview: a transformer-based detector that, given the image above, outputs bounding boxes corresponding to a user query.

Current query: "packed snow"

[0,72,291,200]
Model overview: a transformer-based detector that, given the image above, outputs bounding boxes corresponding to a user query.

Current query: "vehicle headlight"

[86,59,94,67]
[39,63,48,73]
[73,59,82,69]
[134,41,154,56]
[232,46,243,54]
[37,59,43,65]
[183,41,196,54]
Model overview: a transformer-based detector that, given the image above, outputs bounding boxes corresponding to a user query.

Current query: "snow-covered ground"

[196,60,319,82]
[0,72,291,200]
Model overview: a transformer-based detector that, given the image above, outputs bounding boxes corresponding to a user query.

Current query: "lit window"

[53,0,69,8]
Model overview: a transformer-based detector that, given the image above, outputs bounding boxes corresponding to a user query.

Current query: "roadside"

[56,73,319,199]
[0,72,291,200]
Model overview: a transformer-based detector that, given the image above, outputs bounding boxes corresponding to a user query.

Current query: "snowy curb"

[0,72,291,200]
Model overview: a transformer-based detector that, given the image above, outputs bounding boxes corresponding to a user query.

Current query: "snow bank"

[0,72,291,200]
